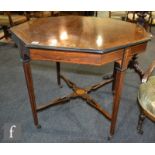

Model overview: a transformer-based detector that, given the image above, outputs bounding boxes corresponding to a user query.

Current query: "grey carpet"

[0,28,155,143]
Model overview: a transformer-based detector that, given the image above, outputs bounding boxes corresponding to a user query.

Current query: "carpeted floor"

[0,26,155,143]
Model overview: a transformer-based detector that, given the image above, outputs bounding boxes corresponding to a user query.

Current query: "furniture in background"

[150,11,155,32]
[137,60,155,134]
[102,11,151,81]
[0,11,29,40]
[109,11,127,20]
[126,11,152,32]
[126,11,152,81]
[28,11,53,18]
[0,11,97,42]
[27,11,98,18]
[10,16,150,139]
[53,11,97,16]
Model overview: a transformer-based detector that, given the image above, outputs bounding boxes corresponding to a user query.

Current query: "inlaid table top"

[10,16,150,53]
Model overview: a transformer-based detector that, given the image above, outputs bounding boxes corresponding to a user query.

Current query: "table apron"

[29,43,147,66]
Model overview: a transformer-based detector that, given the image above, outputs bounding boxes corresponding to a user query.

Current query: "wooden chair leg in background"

[137,109,145,134]
[2,26,10,39]
[128,55,144,80]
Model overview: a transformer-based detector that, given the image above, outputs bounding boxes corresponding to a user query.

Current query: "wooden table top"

[10,16,151,54]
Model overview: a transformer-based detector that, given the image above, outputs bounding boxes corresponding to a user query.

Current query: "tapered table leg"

[110,68,126,136]
[110,49,130,137]
[23,61,40,128]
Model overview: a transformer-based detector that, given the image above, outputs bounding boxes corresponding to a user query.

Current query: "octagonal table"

[10,16,151,138]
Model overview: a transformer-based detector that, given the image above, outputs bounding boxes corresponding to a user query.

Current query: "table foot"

[36,124,41,129]
[14,43,18,47]
[137,128,144,135]
[59,84,63,88]
[107,134,113,140]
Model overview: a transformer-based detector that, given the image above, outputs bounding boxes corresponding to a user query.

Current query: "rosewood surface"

[11,16,149,53]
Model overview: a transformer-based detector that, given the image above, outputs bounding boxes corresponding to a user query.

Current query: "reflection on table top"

[10,16,150,53]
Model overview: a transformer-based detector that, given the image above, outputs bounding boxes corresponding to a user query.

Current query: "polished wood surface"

[11,16,150,53]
